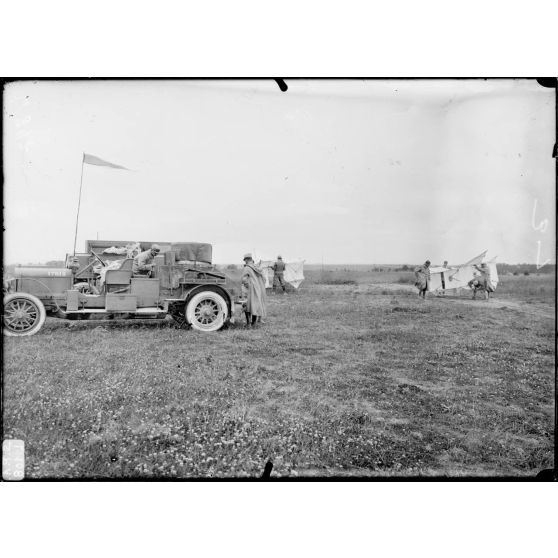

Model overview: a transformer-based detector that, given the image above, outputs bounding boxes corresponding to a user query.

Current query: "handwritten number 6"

[532,199,549,233]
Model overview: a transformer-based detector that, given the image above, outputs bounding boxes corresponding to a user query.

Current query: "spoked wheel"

[3,293,47,337]
[185,291,228,332]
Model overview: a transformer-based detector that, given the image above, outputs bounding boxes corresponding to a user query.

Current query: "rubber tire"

[3,293,47,337]
[185,291,228,332]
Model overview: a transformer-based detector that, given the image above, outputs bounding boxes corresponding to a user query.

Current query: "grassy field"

[2,271,555,478]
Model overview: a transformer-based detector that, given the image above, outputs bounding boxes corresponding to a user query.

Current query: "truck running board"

[58,307,167,319]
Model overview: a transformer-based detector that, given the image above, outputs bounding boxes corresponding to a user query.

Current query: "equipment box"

[106,294,137,311]
[131,278,159,306]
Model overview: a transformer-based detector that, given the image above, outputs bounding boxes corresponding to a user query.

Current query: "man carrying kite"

[470,263,495,300]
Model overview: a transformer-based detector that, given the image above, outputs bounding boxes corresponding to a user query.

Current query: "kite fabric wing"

[259,260,305,289]
[283,261,305,288]
[259,263,272,288]
[486,261,499,288]
[459,250,487,267]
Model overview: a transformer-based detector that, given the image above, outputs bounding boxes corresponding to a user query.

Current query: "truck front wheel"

[3,293,47,337]
[186,291,228,332]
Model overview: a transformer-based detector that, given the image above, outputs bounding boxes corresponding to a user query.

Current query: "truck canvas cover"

[85,240,213,264]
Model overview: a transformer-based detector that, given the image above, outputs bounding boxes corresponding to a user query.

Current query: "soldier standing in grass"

[241,253,267,327]
[471,262,495,300]
[414,260,431,299]
[272,255,287,294]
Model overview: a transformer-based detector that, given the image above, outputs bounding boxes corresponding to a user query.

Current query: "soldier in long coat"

[241,253,267,327]
[414,260,431,299]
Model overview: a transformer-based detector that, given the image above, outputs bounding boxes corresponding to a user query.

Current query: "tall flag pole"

[73,152,86,256]
[72,152,130,256]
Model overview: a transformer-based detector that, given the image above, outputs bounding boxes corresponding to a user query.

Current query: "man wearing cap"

[414,260,431,299]
[272,255,287,293]
[240,253,267,327]
[133,244,161,276]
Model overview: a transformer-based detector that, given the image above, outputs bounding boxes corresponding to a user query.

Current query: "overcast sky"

[3,79,555,265]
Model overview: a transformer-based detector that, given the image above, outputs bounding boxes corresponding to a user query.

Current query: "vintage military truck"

[3,240,240,336]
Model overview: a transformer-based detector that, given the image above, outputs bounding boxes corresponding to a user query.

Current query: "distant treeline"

[394,263,555,274]
[306,263,556,275]
[4,261,556,277]
[493,263,556,275]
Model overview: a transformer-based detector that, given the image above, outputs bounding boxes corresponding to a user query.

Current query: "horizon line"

[5,260,556,268]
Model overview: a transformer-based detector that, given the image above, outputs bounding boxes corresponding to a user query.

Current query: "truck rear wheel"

[186,291,228,332]
[3,293,47,337]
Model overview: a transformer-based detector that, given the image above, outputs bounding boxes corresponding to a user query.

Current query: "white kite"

[428,251,499,296]
[257,258,305,289]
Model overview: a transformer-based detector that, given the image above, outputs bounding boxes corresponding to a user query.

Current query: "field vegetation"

[2,268,554,478]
